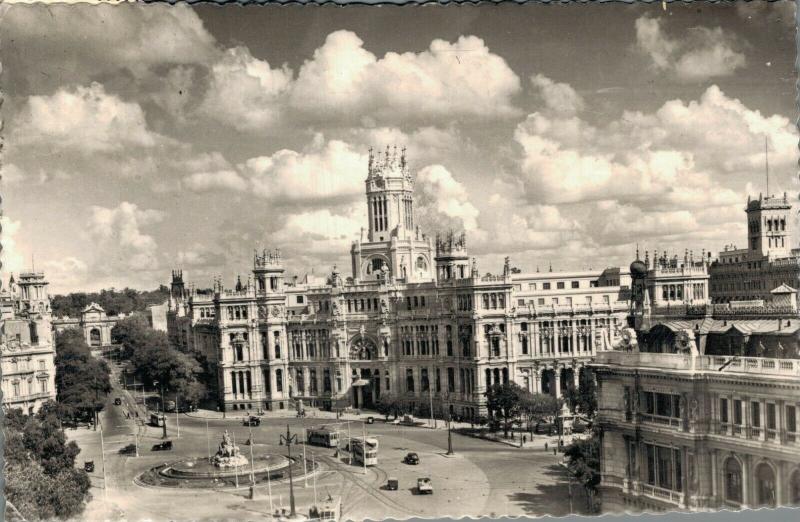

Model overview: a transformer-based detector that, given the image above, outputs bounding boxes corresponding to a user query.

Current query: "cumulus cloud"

[13,83,165,153]
[3,4,219,91]
[0,217,26,276]
[198,46,293,132]
[513,85,794,208]
[529,74,585,116]
[200,30,521,131]
[415,165,480,232]
[635,15,746,81]
[240,138,367,205]
[87,202,165,273]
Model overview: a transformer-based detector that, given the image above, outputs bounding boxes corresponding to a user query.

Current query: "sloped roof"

[82,302,105,313]
[649,318,799,336]
[771,283,797,294]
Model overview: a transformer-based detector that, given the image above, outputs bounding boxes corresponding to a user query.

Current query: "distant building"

[710,193,800,305]
[1,272,57,414]
[52,302,119,349]
[594,254,800,513]
[167,148,632,415]
[147,302,169,332]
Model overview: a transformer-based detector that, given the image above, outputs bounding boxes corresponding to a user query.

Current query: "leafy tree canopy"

[51,285,169,318]
[4,402,92,519]
[564,368,598,418]
[55,330,112,421]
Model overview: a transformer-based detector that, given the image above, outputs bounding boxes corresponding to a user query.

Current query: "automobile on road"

[114,398,122,406]
[84,460,95,472]
[386,477,399,491]
[152,440,173,451]
[417,477,433,494]
[243,415,261,426]
[403,452,419,465]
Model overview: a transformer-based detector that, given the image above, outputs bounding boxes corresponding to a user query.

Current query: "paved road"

[69,363,588,520]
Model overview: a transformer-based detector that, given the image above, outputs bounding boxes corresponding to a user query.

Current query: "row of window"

[404,367,476,394]
[518,295,613,307]
[227,306,249,321]
[6,358,47,373]
[481,293,506,310]
[347,297,380,313]
[718,397,798,440]
[4,376,48,397]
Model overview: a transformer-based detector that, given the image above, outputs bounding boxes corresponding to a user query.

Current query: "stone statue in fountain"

[212,429,249,468]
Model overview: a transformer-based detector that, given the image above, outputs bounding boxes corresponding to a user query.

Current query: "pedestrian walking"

[545,442,548,451]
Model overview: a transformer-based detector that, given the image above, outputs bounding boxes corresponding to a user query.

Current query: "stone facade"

[0,272,57,414]
[594,256,800,514]
[167,149,633,417]
[53,302,118,348]
[710,193,800,305]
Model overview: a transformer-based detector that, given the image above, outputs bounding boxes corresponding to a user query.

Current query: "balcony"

[595,351,800,378]
[639,483,684,505]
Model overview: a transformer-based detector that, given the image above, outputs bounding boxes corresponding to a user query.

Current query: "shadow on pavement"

[506,464,592,517]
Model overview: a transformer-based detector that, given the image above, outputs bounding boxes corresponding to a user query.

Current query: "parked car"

[417,477,433,494]
[152,440,173,451]
[84,460,95,472]
[243,416,261,426]
[366,416,374,424]
[114,398,122,406]
[403,452,420,465]
[386,477,399,491]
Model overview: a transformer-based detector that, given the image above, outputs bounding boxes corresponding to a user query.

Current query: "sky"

[0,1,797,294]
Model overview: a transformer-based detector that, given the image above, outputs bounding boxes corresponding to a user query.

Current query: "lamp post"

[154,380,167,439]
[446,406,454,456]
[279,424,298,518]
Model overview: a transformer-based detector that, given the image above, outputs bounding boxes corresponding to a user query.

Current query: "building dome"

[629,259,647,279]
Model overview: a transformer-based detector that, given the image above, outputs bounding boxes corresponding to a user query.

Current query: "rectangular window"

[786,405,797,434]
[448,368,455,392]
[733,400,743,426]
[720,398,729,424]
[528,283,537,290]
[751,401,761,427]
[552,297,559,305]
[537,298,545,305]
[297,295,304,304]
[557,282,565,289]
[565,297,572,306]
[518,299,525,306]
[543,282,551,290]
[571,281,580,289]
[766,403,776,430]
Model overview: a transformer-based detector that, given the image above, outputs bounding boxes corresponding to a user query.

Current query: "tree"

[55,330,111,423]
[4,403,92,519]
[485,382,527,438]
[564,432,601,512]
[520,393,562,435]
[564,367,598,418]
[51,286,170,318]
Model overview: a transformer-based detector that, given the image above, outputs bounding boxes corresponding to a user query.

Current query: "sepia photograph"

[0,1,798,521]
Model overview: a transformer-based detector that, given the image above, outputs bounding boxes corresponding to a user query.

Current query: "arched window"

[789,469,800,505]
[275,369,283,392]
[406,369,415,392]
[724,457,743,504]
[416,256,427,272]
[491,294,497,309]
[89,328,102,347]
[755,462,777,507]
[483,295,490,309]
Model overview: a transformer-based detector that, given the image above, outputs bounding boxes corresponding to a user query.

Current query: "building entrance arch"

[755,462,777,507]
[89,328,102,347]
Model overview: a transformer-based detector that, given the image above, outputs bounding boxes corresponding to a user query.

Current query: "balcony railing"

[640,483,683,505]
[640,413,681,428]
[596,351,800,377]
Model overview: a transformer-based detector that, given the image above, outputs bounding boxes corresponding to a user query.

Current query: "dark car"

[84,460,95,472]
[366,416,374,424]
[243,416,261,426]
[114,398,122,406]
[152,440,173,451]
[403,452,420,465]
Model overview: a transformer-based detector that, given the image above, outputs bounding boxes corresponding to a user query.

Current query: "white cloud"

[199,30,521,131]
[4,4,219,85]
[415,165,480,232]
[199,46,293,132]
[514,85,794,207]
[183,170,248,193]
[529,74,585,116]
[14,83,164,153]
[0,216,26,276]
[87,202,164,273]
[635,15,746,81]
[241,138,367,204]
[290,31,521,124]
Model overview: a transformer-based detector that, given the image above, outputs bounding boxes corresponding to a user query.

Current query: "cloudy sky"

[1,2,796,293]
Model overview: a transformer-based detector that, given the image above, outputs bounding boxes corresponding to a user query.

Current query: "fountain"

[211,429,249,468]
[136,429,315,489]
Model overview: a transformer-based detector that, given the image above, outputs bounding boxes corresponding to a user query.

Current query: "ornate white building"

[0,272,57,414]
[168,148,631,417]
[594,255,800,513]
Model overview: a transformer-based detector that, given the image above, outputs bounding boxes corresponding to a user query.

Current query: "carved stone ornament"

[271,305,282,317]
[258,304,267,319]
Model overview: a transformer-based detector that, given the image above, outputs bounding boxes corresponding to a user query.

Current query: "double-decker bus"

[307,426,341,448]
[351,437,379,466]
